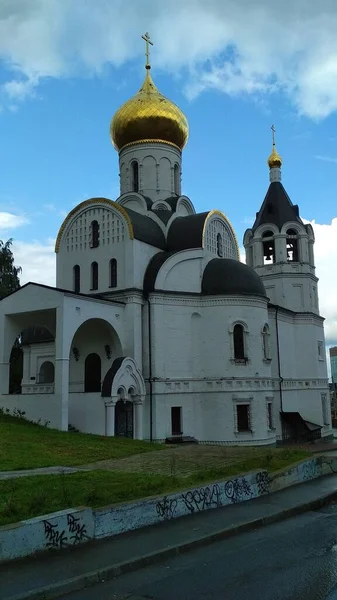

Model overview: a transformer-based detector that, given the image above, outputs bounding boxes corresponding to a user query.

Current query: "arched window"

[39,361,55,384]
[174,164,180,195]
[217,233,223,257]
[233,324,245,360]
[91,261,98,290]
[262,230,275,264]
[84,353,101,392]
[73,265,80,294]
[286,228,299,262]
[90,220,99,248]
[131,161,139,192]
[109,258,117,288]
[262,325,270,360]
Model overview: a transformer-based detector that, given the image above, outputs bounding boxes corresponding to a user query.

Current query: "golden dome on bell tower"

[267,124,282,169]
[110,33,189,152]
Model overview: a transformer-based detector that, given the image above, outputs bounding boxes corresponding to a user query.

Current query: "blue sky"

[0,0,336,355]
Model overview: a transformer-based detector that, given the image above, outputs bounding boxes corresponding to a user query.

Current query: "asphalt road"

[61,504,337,600]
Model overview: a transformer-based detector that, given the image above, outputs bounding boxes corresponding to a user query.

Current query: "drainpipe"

[147,299,153,442]
[275,306,284,439]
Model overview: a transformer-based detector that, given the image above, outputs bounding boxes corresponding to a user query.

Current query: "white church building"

[0,38,332,445]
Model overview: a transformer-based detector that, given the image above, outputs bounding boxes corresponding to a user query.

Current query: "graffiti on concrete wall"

[43,513,88,549]
[256,471,270,495]
[156,497,178,520]
[224,478,253,504]
[297,459,322,482]
[181,484,221,513]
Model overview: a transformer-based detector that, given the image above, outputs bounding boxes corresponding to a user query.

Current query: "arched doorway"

[84,353,101,392]
[39,361,55,384]
[115,396,134,438]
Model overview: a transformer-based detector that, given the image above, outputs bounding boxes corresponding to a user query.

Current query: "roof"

[101,356,125,397]
[21,327,54,346]
[167,212,209,251]
[124,207,166,249]
[150,209,172,225]
[0,282,125,304]
[143,251,177,295]
[252,182,302,232]
[202,258,267,297]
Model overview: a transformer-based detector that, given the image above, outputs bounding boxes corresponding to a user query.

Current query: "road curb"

[7,489,337,600]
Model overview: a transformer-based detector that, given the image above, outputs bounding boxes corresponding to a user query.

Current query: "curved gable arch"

[176,195,196,216]
[117,192,150,214]
[55,198,134,253]
[280,221,306,235]
[203,210,240,260]
[155,249,204,292]
[254,223,279,239]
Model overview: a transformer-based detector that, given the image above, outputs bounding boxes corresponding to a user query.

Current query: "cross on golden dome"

[110,32,189,151]
[141,32,153,70]
[267,124,282,169]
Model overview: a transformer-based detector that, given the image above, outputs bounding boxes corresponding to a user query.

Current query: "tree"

[0,239,23,393]
[0,238,22,299]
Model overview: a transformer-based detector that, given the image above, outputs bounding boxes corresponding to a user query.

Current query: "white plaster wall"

[149,295,271,381]
[0,394,62,429]
[56,203,134,293]
[151,388,276,445]
[22,342,55,383]
[119,142,181,201]
[69,318,121,392]
[69,393,105,434]
[132,241,163,289]
[155,250,204,293]
[267,307,330,433]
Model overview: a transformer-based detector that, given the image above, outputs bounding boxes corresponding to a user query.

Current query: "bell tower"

[244,127,319,314]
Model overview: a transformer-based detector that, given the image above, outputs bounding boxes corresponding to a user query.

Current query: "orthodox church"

[0,35,331,445]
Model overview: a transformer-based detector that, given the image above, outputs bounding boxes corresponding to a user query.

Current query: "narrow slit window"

[286,228,299,262]
[90,220,99,248]
[131,161,139,192]
[237,404,250,432]
[174,164,180,195]
[217,233,223,257]
[73,265,80,293]
[233,324,245,360]
[91,261,98,290]
[109,258,117,288]
[262,230,275,264]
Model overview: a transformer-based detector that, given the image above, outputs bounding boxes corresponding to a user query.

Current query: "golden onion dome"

[110,69,189,152]
[267,145,282,169]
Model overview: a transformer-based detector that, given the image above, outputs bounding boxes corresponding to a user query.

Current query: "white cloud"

[305,218,337,347]
[13,238,56,287]
[0,212,29,229]
[2,1,337,117]
[315,155,337,164]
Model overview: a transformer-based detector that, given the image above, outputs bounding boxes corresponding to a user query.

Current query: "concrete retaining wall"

[0,455,335,563]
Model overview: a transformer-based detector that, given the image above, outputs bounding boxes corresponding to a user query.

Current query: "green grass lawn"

[0,414,162,471]
[0,448,311,526]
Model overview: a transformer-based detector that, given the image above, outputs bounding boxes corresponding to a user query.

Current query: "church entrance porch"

[102,357,145,439]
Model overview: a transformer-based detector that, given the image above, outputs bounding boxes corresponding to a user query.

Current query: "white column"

[55,305,70,431]
[21,347,31,386]
[0,314,17,395]
[54,358,69,431]
[0,362,9,394]
[134,401,144,440]
[106,401,116,436]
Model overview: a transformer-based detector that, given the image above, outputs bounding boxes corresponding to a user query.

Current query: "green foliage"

[0,238,21,299]
[0,412,163,471]
[0,447,312,527]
